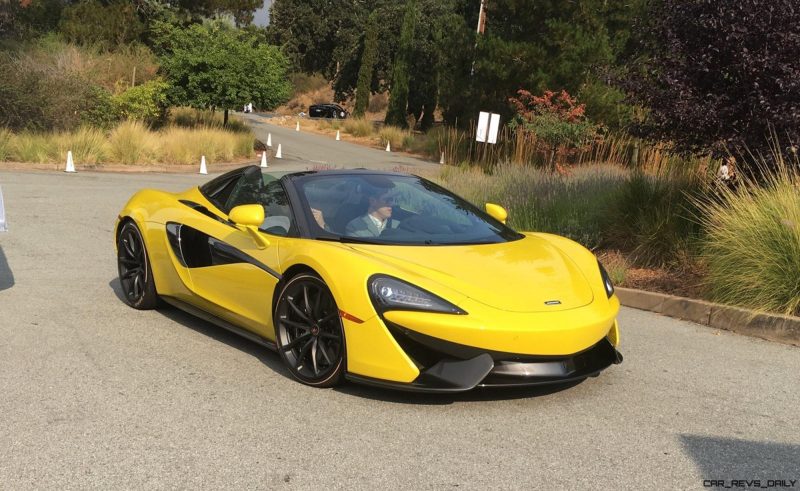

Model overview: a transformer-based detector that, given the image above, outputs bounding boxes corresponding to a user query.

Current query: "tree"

[268,0,370,76]
[622,0,800,167]
[442,0,644,127]
[60,0,144,48]
[156,20,291,125]
[353,11,378,118]
[385,0,417,128]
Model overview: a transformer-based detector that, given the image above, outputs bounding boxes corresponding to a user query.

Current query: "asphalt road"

[0,152,798,488]
[240,113,441,174]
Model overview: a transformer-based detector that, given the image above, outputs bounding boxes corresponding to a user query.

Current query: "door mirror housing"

[229,204,269,249]
[485,203,508,224]
[229,204,264,227]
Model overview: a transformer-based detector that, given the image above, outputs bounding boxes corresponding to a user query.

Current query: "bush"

[112,79,169,126]
[0,129,12,161]
[108,120,155,164]
[379,126,411,150]
[343,118,374,137]
[158,127,254,165]
[169,107,249,133]
[81,87,119,129]
[0,50,94,131]
[289,73,328,96]
[59,0,143,48]
[694,156,800,315]
[606,170,703,267]
[55,126,107,164]
[368,92,389,113]
[438,163,628,248]
[0,38,160,132]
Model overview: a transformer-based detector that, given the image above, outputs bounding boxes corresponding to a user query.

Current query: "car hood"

[348,235,594,313]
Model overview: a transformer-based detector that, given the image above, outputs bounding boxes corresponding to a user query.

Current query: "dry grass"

[378,126,412,150]
[343,118,375,138]
[1,120,254,165]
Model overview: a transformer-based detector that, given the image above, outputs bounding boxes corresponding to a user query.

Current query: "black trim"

[178,200,234,228]
[165,222,282,280]
[385,318,613,363]
[345,353,494,394]
[161,296,277,351]
[369,318,623,392]
[207,237,282,279]
[165,222,187,267]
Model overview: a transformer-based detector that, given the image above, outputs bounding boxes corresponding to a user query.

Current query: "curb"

[616,287,800,347]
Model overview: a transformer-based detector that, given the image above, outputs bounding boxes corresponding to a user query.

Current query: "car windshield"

[294,173,523,245]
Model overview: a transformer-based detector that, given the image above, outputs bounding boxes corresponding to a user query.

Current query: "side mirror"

[229,204,269,249]
[485,203,508,224]
[229,204,264,227]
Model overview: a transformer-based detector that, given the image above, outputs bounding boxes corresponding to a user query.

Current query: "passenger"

[345,186,399,237]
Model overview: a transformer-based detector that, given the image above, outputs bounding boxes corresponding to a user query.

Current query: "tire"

[117,221,159,310]
[274,273,346,387]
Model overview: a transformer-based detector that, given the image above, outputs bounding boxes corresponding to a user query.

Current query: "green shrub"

[607,171,703,267]
[343,118,374,137]
[81,87,119,129]
[438,163,628,248]
[112,79,169,126]
[694,157,800,315]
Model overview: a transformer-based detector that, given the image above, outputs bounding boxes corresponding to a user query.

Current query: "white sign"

[488,113,501,144]
[476,111,490,142]
[0,185,6,232]
[476,111,501,144]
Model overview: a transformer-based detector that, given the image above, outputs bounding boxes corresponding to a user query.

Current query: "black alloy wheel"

[274,273,345,387]
[117,221,159,310]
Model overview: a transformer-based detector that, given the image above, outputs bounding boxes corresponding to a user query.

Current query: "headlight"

[369,275,466,314]
[598,261,615,298]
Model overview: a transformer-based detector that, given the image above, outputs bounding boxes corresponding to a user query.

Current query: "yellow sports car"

[116,165,621,392]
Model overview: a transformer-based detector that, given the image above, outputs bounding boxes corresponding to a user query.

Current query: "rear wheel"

[274,273,345,387]
[117,221,159,310]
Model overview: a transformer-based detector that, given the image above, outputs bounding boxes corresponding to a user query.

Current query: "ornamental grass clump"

[108,120,155,164]
[438,163,628,248]
[343,118,374,137]
[694,154,800,316]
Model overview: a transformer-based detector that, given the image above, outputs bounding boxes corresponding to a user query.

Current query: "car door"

[170,167,293,340]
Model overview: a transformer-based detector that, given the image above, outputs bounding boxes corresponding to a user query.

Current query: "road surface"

[0,132,797,489]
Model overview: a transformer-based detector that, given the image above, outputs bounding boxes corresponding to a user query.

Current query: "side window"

[258,180,294,236]
[205,176,241,212]
[225,170,265,212]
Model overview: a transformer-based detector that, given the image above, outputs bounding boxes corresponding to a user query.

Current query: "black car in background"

[309,103,348,119]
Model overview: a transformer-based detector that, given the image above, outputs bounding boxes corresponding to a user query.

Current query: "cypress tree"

[353,12,379,118]
[384,0,417,128]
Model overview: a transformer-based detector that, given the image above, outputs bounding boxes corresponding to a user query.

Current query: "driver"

[345,185,399,237]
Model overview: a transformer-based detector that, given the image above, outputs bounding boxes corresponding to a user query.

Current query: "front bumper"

[345,321,622,393]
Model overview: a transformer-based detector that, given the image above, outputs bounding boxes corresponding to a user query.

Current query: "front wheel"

[117,221,159,310]
[274,273,345,387]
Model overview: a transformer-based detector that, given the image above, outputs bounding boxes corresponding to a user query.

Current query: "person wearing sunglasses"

[345,186,400,237]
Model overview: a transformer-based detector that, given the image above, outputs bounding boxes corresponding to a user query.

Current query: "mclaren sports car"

[115,165,622,392]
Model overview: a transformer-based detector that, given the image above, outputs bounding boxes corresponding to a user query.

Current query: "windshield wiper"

[316,236,385,245]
